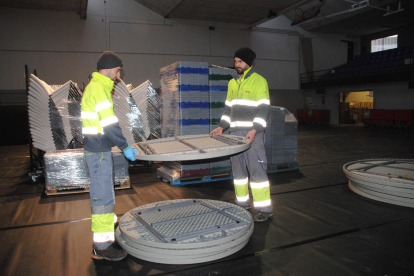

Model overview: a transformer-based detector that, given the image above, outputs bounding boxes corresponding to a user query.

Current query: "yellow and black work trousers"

[230,130,273,214]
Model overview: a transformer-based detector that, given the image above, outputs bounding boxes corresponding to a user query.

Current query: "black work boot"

[91,243,127,261]
[253,211,273,222]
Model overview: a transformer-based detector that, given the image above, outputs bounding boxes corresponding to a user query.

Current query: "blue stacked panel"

[208,67,233,134]
[159,61,210,178]
[160,61,209,137]
[208,67,233,175]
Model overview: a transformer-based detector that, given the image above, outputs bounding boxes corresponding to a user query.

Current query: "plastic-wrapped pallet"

[160,161,210,179]
[208,67,233,175]
[28,74,82,152]
[44,147,130,194]
[159,61,210,180]
[131,80,161,139]
[159,61,209,137]
[265,106,298,172]
[114,79,161,143]
[284,109,298,163]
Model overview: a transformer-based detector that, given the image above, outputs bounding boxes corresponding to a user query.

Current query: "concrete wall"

[2,0,409,128]
[269,89,303,116]
[259,16,355,73]
[0,0,304,106]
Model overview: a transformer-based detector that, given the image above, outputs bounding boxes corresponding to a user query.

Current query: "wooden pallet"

[45,179,131,196]
[156,169,233,186]
[267,162,299,173]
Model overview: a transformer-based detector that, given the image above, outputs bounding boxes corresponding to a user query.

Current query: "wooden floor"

[1,125,414,276]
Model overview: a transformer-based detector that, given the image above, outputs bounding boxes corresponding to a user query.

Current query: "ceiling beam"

[248,0,315,28]
[80,0,88,19]
[164,0,185,18]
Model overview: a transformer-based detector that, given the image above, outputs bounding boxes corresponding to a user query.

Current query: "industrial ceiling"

[0,0,413,37]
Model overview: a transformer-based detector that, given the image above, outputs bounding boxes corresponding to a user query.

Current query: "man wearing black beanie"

[81,51,138,261]
[211,47,273,222]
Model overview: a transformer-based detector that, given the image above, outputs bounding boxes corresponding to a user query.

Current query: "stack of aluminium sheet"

[113,79,161,144]
[44,147,129,194]
[265,106,298,171]
[28,74,82,152]
[159,62,210,178]
[208,67,233,175]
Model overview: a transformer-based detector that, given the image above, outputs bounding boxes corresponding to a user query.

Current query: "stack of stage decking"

[28,74,82,151]
[344,159,414,208]
[116,199,254,264]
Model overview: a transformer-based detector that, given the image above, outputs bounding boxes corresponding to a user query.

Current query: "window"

[371,35,398,53]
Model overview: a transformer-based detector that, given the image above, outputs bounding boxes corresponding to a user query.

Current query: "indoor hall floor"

[1,125,414,276]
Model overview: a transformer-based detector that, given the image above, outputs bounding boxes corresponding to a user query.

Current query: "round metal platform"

[131,134,251,161]
[116,199,254,264]
[343,159,414,208]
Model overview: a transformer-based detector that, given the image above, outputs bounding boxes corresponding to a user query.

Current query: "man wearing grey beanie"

[82,51,138,261]
[211,47,273,222]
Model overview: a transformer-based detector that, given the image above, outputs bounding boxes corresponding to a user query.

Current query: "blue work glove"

[123,144,139,161]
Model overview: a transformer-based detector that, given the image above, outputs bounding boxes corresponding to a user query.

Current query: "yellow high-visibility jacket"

[219,67,270,133]
[81,72,128,152]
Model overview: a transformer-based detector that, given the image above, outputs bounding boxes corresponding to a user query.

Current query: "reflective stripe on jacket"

[81,72,128,152]
[218,67,270,133]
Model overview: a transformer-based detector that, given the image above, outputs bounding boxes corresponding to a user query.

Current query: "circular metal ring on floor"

[350,181,414,198]
[344,159,414,208]
[116,199,254,264]
[349,181,414,208]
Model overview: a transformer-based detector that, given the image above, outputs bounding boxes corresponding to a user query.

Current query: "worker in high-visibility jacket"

[81,51,138,261]
[211,47,273,222]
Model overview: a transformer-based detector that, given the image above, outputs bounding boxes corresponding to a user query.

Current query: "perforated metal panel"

[344,159,414,208]
[132,134,251,161]
[116,199,254,264]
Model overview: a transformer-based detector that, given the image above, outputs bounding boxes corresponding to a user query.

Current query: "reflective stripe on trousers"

[84,150,115,250]
[230,130,273,213]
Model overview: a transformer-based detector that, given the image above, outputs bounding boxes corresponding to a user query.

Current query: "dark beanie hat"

[234,47,256,66]
[97,51,123,70]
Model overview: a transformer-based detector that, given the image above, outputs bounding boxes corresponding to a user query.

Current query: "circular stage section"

[116,199,254,264]
[131,134,251,161]
[343,159,414,208]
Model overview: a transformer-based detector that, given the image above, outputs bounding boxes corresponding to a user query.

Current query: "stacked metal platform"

[116,199,254,264]
[344,159,414,208]
[28,74,82,151]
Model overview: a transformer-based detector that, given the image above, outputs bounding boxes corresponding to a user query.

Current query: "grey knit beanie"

[97,51,123,70]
